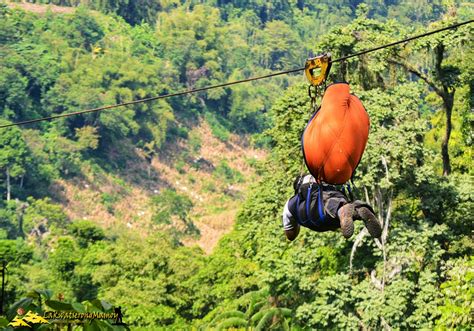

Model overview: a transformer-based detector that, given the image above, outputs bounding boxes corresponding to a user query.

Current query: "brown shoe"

[354,205,382,239]
[338,203,355,239]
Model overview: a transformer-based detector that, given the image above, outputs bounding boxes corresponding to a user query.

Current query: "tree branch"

[381,316,392,331]
[350,228,369,273]
[370,270,383,291]
[387,58,444,97]
[363,186,370,205]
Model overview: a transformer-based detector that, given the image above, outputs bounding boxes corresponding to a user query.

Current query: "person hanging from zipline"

[282,173,381,241]
[282,68,382,240]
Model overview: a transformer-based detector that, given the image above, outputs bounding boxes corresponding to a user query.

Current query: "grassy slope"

[49,120,265,253]
[6,1,75,14]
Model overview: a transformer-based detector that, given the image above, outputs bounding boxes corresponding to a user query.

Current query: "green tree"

[150,188,193,228]
[388,17,473,176]
[49,237,79,282]
[68,220,105,248]
[85,233,205,327]
[436,257,474,328]
[23,197,68,236]
[0,122,30,201]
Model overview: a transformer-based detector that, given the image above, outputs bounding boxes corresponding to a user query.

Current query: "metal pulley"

[304,53,332,86]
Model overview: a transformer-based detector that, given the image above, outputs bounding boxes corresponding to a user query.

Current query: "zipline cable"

[332,19,473,63]
[0,68,303,128]
[1,19,472,129]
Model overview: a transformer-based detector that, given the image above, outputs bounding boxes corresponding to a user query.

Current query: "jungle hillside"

[0,0,473,330]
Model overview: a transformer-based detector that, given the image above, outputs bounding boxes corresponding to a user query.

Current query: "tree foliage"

[0,1,472,330]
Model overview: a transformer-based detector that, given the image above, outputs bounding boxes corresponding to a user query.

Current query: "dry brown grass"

[50,120,266,254]
[50,179,114,227]
[6,1,75,14]
[181,208,236,254]
[149,120,266,252]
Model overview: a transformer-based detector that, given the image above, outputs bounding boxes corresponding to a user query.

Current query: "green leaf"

[211,310,246,326]
[255,310,274,331]
[0,317,9,327]
[280,308,292,318]
[88,299,112,312]
[100,300,112,311]
[216,317,248,331]
[7,297,33,320]
[45,300,73,311]
[250,310,266,325]
[72,302,86,313]
[27,289,53,301]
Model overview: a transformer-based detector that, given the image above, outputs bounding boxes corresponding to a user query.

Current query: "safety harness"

[293,175,354,228]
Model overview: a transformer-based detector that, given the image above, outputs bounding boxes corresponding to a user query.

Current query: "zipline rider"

[282,80,382,241]
[282,174,382,241]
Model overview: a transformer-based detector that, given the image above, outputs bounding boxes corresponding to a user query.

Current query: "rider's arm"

[283,198,300,241]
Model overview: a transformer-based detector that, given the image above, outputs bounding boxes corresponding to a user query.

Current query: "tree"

[253,20,301,70]
[85,233,206,327]
[87,0,161,26]
[436,257,474,328]
[49,237,79,281]
[68,220,105,248]
[1,3,472,330]
[388,17,472,176]
[207,289,293,330]
[0,122,29,201]
[23,197,68,236]
[150,188,195,236]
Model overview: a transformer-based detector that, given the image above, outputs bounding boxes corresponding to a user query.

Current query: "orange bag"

[302,83,369,184]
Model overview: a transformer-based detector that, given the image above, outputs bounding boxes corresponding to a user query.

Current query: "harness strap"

[294,178,330,227]
[317,184,326,222]
[346,182,354,201]
[306,183,313,223]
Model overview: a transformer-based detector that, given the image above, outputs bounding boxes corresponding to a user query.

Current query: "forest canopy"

[0,0,472,330]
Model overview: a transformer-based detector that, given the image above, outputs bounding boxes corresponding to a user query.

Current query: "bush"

[188,131,202,155]
[205,112,230,142]
[150,189,193,225]
[100,192,120,214]
[68,220,105,248]
[167,125,189,140]
[214,160,244,184]
[23,197,68,234]
[175,159,187,174]
[203,181,217,193]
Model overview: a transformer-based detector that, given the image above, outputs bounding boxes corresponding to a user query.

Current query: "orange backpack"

[302,83,369,185]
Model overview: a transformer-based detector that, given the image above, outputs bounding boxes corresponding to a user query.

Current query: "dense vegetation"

[0,0,472,329]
